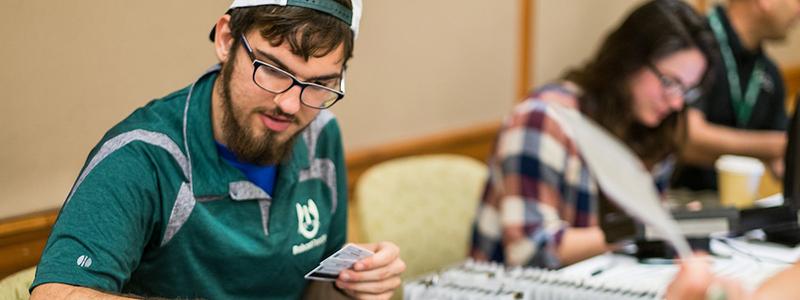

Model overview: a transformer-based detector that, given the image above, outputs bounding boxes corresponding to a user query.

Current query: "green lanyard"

[708,9,764,127]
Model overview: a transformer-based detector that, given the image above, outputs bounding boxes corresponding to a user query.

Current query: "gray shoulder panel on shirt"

[299,110,339,212]
[66,129,190,204]
[161,181,196,246]
[63,129,197,247]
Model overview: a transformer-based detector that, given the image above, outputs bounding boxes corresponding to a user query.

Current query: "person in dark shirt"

[674,0,800,191]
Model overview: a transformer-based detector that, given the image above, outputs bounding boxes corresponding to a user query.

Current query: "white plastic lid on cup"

[714,155,764,175]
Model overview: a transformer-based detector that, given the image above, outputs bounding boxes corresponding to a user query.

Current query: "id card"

[304,244,373,281]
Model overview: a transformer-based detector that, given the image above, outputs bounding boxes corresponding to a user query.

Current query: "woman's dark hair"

[564,0,717,164]
[227,0,354,65]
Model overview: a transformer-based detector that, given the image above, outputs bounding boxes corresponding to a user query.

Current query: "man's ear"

[214,14,235,63]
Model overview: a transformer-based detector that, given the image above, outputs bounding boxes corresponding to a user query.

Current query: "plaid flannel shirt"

[470,83,673,268]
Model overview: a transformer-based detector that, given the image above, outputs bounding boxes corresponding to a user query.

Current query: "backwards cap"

[210,0,362,40]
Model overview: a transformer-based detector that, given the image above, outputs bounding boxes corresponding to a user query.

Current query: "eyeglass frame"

[646,63,701,104]
[239,33,346,109]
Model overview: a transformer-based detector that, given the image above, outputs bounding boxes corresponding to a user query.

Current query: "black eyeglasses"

[240,34,345,109]
[647,63,700,104]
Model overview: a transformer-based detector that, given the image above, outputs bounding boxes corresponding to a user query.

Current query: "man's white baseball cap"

[209,0,362,41]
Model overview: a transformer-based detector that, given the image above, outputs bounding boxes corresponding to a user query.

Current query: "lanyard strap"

[708,9,764,126]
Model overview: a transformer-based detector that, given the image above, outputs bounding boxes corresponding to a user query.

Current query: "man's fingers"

[337,241,404,299]
[354,242,400,271]
[342,258,406,282]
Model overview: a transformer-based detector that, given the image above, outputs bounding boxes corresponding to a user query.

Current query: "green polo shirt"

[31,67,348,299]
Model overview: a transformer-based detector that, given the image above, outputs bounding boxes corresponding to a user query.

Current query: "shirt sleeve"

[31,143,161,293]
[473,102,594,269]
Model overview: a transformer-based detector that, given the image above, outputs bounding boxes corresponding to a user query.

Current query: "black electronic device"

[633,237,711,260]
[784,94,800,213]
[604,95,800,253]
[598,194,638,244]
[633,208,738,259]
[736,95,800,247]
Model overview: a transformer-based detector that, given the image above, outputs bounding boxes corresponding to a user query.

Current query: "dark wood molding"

[345,121,500,193]
[517,0,533,101]
[784,65,800,113]
[0,208,58,279]
[695,0,708,13]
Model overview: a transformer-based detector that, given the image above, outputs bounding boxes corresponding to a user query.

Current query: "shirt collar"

[182,65,310,198]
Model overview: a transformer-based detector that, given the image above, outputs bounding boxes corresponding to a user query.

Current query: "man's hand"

[666,255,714,300]
[335,242,406,300]
[665,254,748,300]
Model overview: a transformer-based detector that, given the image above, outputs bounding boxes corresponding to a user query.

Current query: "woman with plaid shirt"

[471,0,717,269]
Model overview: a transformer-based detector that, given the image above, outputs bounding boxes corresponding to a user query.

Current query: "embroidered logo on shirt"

[76,255,93,268]
[296,199,320,239]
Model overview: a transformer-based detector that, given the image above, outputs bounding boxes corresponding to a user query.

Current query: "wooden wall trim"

[0,208,58,279]
[784,65,800,113]
[346,121,500,194]
[695,0,708,13]
[785,65,800,87]
[0,209,57,238]
[517,0,533,100]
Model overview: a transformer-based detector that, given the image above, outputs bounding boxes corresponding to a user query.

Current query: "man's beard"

[218,58,301,166]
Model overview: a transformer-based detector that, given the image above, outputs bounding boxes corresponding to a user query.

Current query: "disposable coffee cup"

[714,155,764,209]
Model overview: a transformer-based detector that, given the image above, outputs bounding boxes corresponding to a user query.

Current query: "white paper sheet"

[549,104,692,258]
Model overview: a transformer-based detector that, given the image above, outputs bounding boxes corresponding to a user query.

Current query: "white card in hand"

[305,244,374,281]
[325,243,374,262]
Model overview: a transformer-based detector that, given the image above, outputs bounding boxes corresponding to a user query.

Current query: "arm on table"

[557,227,610,266]
[681,109,786,169]
[665,255,749,300]
[31,283,139,300]
[752,263,800,300]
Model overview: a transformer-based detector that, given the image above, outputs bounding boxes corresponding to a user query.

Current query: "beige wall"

[332,1,516,149]
[531,0,800,89]
[766,28,800,67]
[0,2,226,219]
[532,0,645,87]
[0,1,517,219]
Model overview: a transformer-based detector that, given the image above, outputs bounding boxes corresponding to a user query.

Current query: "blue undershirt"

[215,142,277,196]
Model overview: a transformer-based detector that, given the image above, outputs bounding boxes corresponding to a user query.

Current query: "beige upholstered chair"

[0,266,36,300]
[355,154,487,279]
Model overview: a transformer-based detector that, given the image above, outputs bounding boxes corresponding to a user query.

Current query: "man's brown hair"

[228,0,354,65]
